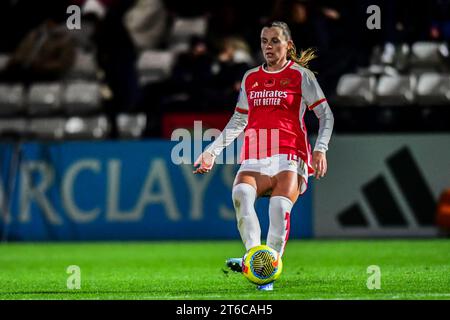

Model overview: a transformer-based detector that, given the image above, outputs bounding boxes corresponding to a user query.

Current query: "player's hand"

[193,151,216,174]
[312,151,327,179]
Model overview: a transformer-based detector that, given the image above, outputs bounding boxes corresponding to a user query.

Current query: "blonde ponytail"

[287,45,317,70]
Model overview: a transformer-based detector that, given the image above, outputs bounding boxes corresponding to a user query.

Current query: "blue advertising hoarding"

[0,140,313,241]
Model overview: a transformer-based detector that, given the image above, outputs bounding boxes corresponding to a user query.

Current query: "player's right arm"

[193,79,249,174]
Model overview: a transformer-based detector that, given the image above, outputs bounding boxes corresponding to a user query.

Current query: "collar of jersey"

[261,60,293,74]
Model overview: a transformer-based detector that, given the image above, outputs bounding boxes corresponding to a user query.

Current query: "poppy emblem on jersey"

[264,79,276,87]
[251,82,259,89]
[280,78,291,87]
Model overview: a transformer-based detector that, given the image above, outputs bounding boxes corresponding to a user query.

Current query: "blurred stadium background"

[0,0,449,299]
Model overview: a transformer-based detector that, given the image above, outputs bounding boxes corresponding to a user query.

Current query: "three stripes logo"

[338,147,436,227]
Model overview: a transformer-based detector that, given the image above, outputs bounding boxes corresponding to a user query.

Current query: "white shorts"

[237,154,309,194]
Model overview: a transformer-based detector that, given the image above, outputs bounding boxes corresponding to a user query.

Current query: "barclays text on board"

[0,141,313,240]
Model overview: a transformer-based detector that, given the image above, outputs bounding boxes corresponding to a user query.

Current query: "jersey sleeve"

[235,76,249,114]
[301,68,334,153]
[204,111,248,157]
[301,69,327,110]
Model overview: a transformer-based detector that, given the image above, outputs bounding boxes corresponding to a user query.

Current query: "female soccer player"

[193,21,334,290]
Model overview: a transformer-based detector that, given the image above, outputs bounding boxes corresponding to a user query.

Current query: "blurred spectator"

[380,0,431,44]
[137,36,213,136]
[169,36,214,107]
[74,0,141,137]
[206,37,253,110]
[271,0,331,52]
[270,0,351,95]
[0,0,70,54]
[138,35,252,136]
[166,36,252,111]
[0,19,76,84]
[124,0,170,51]
[205,0,274,54]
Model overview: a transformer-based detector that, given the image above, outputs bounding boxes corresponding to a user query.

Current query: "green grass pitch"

[0,240,449,300]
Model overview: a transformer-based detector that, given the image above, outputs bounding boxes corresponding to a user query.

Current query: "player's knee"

[269,196,293,213]
[232,183,256,209]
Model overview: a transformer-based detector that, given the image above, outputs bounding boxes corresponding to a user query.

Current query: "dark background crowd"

[0,0,449,138]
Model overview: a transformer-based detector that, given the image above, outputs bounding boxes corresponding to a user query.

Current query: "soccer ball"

[242,245,283,285]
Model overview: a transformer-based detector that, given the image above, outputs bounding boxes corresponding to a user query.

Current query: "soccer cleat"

[225,257,243,273]
[256,282,274,291]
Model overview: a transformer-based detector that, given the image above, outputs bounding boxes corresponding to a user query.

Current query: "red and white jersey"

[236,60,328,174]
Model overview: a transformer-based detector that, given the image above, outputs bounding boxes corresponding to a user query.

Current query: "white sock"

[266,196,293,256]
[232,183,261,251]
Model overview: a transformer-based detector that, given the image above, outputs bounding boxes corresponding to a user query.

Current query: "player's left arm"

[302,69,334,179]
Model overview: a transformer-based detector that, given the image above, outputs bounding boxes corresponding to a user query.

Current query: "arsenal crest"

[280,78,291,87]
